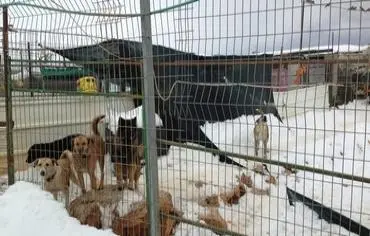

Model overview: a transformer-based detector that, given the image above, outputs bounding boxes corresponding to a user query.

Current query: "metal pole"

[27,42,33,96]
[299,0,305,52]
[139,0,160,235]
[20,51,24,85]
[3,6,15,186]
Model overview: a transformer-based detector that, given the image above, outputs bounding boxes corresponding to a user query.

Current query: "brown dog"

[71,114,106,193]
[115,141,144,190]
[110,117,145,190]
[33,150,79,207]
[254,114,269,158]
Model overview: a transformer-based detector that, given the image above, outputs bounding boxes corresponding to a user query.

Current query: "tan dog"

[72,114,106,193]
[254,114,269,158]
[32,150,79,207]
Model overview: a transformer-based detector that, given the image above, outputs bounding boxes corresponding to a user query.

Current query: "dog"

[253,114,269,158]
[71,115,106,193]
[115,142,144,190]
[26,133,82,164]
[105,115,171,179]
[32,150,79,207]
[109,117,145,190]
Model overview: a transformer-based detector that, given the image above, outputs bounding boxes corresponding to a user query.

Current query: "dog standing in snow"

[254,113,269,158]
[33,150,79,207]
[71,114,106,193]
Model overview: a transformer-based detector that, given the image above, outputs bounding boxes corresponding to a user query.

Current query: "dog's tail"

[60,150,80,186]
[92,114,106,136]
[60,150,72,160]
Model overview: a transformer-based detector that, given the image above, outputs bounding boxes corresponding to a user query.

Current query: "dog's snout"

[77,147,86,154]
[40,170,45,176]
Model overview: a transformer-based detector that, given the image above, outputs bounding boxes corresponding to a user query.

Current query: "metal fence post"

[139,0,160,235]
[3,6,15,185]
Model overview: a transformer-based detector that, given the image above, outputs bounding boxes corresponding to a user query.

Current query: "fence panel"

[0,0,370,236]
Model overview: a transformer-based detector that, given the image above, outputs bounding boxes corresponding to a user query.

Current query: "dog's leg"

[52,192,58,201]
[134,165,141,190]
[98,153,105,190]
[78,172,86,194]
[68,159,80,188]
[122,165,129,189]
[127,163,136,190]
[263,140,268,158]
[64,190,69,208]
[88,169,98,190]
[115,163,124,190]
[254,138,259,157]
[87,156,98,190]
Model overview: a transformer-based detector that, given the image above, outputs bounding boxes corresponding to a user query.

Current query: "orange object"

[293,64,306,85]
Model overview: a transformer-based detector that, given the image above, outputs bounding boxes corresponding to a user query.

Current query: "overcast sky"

[3,0,370,58]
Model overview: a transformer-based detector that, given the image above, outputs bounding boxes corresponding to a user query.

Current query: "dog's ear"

[52,159,58,166]
[131,117,137,127]
[118,116,137,128]
[32,159,39,168]
[71,138,75,152]
[263,115,267,122]
[255,116,261,124]
[88,137,95,145]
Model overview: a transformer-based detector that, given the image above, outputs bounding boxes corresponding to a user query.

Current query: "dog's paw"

[98,183,104,190]
[127,183,136,191]
[117,184,124,191]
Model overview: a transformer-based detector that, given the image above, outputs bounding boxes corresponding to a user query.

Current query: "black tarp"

[40,39,281,124]
[40,39,282,168]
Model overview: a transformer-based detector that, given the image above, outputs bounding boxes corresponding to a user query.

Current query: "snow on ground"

[0,181,115,236]
[2,99,370,235]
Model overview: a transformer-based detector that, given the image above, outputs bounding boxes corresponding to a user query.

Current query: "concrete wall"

[0,92,134,156]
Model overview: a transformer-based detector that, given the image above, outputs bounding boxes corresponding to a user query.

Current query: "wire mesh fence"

[0,0,370,235]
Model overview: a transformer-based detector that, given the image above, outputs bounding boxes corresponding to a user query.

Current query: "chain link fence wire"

[1,0,370,235]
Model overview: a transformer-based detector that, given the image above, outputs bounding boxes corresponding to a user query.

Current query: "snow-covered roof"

[259,44,369,56]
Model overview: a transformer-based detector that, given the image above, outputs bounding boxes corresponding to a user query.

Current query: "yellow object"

[76,76,97,93]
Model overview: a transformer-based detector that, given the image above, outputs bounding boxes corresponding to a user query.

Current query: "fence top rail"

[0,0,199,17]
[8,57,370,67]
